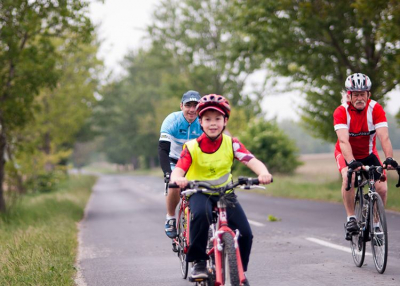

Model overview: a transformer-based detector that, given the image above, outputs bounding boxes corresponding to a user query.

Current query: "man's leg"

[166,187,181,216]
[165,187,181,238]
[341,167,356,216]
[341,167,359,239]
[375,180,387,205]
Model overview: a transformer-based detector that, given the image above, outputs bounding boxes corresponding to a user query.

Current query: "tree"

[9,39,102,192]
[92,47,181,168]
[234,0,400,142]
[0,0,93,211]
[148,0,266,133]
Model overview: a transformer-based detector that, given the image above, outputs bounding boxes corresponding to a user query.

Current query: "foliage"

[0,0,94,211]
[148,0,265,123]
[234,118,302,175]
[376,113,400,150]
[5,38,102,194]
[234,0,400,142]
[94,0,268,168]
[0,175,96,285]
[93,48,181,167]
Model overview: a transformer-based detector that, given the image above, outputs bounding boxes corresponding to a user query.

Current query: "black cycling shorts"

[350,153,383,180]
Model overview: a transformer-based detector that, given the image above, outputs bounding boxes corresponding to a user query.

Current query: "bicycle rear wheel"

[177,203,189,279]
[350,189,366,267]
[221,232,240,285]
[370,193,388,274]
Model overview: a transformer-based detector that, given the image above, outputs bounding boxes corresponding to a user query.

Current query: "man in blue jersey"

[158,90,203,238]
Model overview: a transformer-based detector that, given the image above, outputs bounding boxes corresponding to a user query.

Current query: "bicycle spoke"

[350,190,366,267]
[177,202,189,279]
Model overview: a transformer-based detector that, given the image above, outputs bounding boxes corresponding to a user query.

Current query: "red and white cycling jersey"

[333,99,388,160]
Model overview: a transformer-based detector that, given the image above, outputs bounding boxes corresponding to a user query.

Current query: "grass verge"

[0,175,96,286]
[241,173,400,212]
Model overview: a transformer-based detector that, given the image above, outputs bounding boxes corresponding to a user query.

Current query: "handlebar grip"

[346,168,353,191]
[168,183,179,188]
[397,167,400,188]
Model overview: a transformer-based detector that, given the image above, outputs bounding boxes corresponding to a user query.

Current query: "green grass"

[0,175,96,286]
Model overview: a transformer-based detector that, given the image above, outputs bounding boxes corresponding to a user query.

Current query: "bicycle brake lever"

[239,185,266,190]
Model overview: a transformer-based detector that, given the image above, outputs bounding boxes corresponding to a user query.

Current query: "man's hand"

[348,159,363,171]
[383,157,398,170]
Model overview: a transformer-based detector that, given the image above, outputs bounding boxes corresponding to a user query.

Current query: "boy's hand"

[258,173,273,185]
[171,177,188,189]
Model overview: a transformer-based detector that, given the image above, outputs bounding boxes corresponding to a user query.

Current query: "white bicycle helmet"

[345,73,372,91]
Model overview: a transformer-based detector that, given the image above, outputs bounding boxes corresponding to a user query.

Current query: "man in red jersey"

[333,73,398,240]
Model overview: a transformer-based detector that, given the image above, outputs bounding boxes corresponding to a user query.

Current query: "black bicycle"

[346,165,400,274]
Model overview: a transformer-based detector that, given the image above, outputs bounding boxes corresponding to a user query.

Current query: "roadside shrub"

[233,118,303,175]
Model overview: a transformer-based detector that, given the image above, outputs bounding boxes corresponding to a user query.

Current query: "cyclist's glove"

[347,160,362,170]
[383,157,398,168]
[164,172,171,183]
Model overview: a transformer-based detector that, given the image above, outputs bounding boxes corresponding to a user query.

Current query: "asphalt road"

[76,174,400,286]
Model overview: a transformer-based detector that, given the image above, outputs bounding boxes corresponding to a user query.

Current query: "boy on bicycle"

[170,94,273,284]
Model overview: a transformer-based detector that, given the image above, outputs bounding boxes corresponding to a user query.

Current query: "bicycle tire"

[177,203,189,279]
[370,193,388,274]
[221,232,240,286]
[350,189,366,267]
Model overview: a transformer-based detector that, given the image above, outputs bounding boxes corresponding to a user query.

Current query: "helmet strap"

[202,126,226,141]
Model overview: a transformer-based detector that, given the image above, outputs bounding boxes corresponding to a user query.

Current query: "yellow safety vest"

[185,134,233,192]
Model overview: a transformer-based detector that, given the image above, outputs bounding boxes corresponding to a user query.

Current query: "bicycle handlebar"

[168,176,271,195]
[346,165,400,191]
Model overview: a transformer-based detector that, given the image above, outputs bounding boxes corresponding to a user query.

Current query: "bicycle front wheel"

[370,193,388,274]
[177,203,189,279]
[221,232,240,286]
[350,189,366,267]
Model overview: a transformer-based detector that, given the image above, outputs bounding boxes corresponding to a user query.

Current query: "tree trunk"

[0,130,7,212]
[6,143,26,194]
[43,97,53,172]
[44,131,53,172]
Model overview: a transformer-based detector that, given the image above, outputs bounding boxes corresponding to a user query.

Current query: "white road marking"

[306,237,372,256]
[248,219,265,227]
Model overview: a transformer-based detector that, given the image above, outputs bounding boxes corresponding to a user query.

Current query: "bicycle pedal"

[171,241,179,253]
[189,276,208,282]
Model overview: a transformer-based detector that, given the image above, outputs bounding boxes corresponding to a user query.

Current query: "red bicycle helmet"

[196,94,231,118]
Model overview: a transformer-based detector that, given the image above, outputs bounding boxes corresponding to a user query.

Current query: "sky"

[89,0,400,121]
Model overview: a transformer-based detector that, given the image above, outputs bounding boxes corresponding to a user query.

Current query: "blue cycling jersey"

[159,111,203,163]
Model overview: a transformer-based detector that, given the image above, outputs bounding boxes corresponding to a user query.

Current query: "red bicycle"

[170,177,265,286]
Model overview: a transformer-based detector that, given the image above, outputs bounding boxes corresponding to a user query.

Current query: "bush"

[233,118,303,175]
[24,170,67,193]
